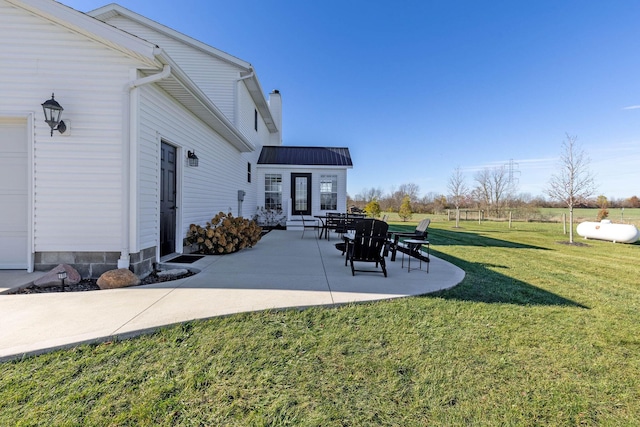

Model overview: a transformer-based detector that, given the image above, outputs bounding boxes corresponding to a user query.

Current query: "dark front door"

[160,142,177,256]
[291,173,312,216]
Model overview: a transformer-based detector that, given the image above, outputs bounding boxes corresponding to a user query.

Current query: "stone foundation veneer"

[34,246,157,278]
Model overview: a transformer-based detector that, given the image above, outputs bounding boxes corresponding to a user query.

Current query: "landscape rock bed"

[9,270,196,294]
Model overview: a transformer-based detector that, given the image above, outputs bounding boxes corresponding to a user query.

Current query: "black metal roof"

[257,146,353,167]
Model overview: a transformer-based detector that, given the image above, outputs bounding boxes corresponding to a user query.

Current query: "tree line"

[348,135,640,227]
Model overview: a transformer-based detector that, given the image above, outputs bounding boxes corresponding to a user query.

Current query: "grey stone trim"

[34,247,158,279]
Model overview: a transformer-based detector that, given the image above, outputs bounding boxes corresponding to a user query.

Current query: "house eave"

[154,53,255,152]
[6,0,161,69]
[89,4,277,135]
[242,71,278,133]
[88,4,253,70]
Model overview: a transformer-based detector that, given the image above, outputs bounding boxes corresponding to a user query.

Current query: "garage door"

[0,117,29,269]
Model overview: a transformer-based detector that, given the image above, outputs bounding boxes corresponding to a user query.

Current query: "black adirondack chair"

[389,218,430,261]
[347,219,389,277]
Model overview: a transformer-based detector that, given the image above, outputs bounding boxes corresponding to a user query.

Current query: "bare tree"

[447,166,468,227]
[355,187,383,204]
[473,165,511,217]
[386,183,421,212]
[545,134,596,243]
[398,183,421,203]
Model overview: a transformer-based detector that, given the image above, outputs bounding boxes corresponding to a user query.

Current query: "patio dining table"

[314,214,366,240]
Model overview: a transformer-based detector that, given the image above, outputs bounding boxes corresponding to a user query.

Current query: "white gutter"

[234,71,254,127]
[118,64,171,269]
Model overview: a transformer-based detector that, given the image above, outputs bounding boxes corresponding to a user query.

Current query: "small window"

[264,174,282,209]
[247,162,252,183]
[320,175,338,210]
[254,109,258,132]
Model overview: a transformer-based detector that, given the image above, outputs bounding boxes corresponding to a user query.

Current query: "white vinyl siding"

[100,16,239,121]
[137,84,255,250]
[237,83,271,147]
[0,1,142,252]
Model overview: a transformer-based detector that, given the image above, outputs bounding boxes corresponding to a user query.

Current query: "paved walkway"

[0,231,465,361]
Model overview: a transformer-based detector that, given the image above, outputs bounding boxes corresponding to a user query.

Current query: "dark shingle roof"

[257,146,352,167]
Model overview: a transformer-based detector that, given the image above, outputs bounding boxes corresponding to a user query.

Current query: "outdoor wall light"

[41,93,67,137]
[57,270,67,291]
[187,150,199,167]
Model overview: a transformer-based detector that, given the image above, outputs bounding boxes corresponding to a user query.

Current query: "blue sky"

[62,0,640,200]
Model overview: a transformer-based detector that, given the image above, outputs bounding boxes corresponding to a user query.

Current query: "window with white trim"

[264,174,282,209]
[320,175,338,210]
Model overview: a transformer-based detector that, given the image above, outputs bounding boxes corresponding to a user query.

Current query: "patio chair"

[324,213,344,241]
[389,218,430,261]
[300,215,319,239]
[347,219,389,277]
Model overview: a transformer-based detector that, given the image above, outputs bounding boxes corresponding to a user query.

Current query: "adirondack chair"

[347,219,389,277]
[389,218,430,261]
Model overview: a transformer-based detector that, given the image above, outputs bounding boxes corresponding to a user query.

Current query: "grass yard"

[1,221,639,426]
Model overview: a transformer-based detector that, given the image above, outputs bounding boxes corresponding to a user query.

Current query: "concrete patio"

[0,230,465,361]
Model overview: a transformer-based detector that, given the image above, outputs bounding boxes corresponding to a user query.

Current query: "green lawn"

[1,221,639,426]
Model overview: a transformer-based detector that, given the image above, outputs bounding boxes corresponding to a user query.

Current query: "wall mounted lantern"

[187,150,199,167]
[41,93,67,137]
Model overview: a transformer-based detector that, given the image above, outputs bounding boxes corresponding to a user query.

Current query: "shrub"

[254,206,286,228]
[398,195,413,222]
[186,212,262,255]
[596,208,609,221]
[364,199,381,218]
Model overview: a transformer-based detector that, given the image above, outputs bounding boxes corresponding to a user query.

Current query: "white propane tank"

[576,220,640,243]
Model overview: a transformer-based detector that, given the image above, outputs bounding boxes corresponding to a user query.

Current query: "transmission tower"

[507,159,520,187]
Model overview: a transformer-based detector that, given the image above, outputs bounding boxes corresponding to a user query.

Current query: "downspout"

[118,64,171,269]
[234,71,254,127]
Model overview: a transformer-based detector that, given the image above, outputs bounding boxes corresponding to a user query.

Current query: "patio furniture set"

[303,215,431,277]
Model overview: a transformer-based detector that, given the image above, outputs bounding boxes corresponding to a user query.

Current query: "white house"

[0,0,352,277]
[257,146,352,226]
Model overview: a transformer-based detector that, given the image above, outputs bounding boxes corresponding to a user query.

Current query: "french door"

[291,173,312,216]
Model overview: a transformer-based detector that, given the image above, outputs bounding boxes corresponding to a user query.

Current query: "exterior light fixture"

[187,150,199,167]
[41,93,67,137]
[57,270,68,291]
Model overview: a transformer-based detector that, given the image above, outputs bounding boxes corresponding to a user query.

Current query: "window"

[264,174,282,209]
[320,175,338,210]
[247,162,251,183]
[254,109,258,131]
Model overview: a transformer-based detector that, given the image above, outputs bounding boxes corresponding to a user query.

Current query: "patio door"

[160,142,177,256]
[291,173,312,216]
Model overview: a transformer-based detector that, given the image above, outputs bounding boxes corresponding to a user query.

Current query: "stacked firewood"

[187,212,262,254]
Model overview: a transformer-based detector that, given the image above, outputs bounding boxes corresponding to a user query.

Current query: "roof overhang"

[152,53,255,152]
[257,146,353,168]
[241,71,278,133]
[89,3,277,134]
[6,0,161,69]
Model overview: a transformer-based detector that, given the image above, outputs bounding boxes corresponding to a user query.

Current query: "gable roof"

[5,0,161,68]
[258,146,353,167]
[88,3,277,133]
[7,0,255,152]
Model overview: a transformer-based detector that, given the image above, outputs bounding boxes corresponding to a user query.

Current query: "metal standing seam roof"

[257,146,353,166]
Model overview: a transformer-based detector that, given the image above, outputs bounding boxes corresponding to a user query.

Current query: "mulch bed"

[9,270,197,294]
